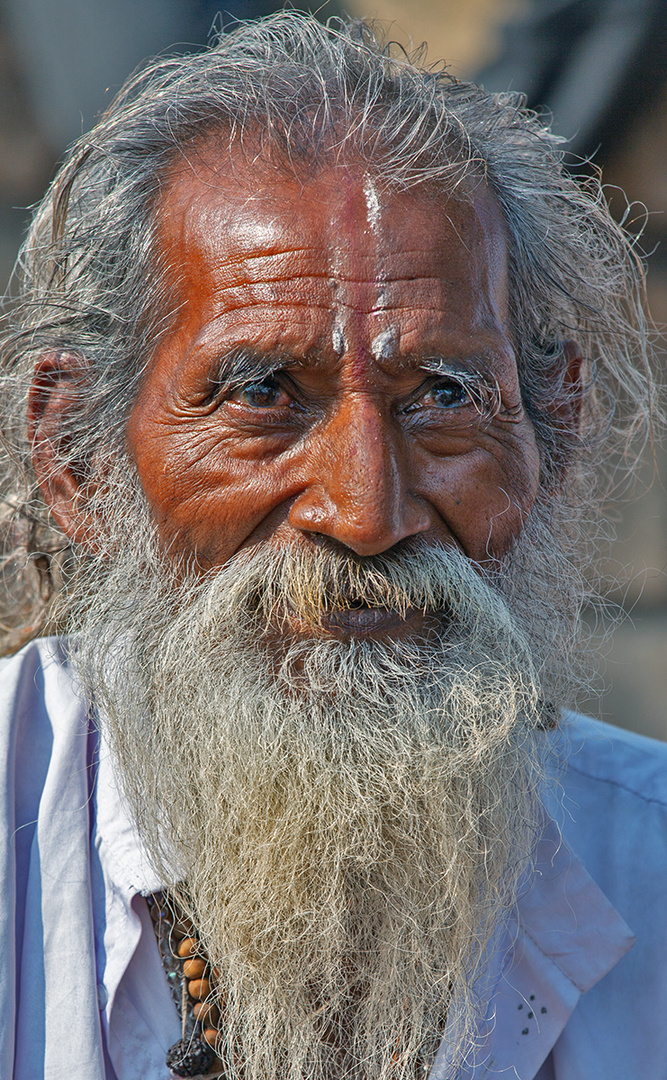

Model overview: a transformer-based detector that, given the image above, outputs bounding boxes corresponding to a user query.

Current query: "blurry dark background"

[1,0,665,738]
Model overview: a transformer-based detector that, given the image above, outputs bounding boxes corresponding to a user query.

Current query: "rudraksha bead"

[166,1035,216,1078]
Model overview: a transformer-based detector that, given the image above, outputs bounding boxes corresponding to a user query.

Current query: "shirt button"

[97,983,109,1011]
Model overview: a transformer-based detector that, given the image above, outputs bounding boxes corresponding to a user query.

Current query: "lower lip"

[319,606,423,636]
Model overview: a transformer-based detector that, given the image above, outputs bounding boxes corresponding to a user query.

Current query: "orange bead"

[172,919,195,938]
[194,1001,220,1025]
[183,957,207,979]
[177,937,198,958]
[203,1028,219,1048]
[188,978,211,1000]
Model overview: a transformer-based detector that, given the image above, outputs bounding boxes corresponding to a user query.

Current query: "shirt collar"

[430,817,635,1079]
[94,727,165,897]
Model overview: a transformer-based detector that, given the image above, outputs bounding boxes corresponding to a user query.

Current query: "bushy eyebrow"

[418,356,487,379]
[207,347,295,391]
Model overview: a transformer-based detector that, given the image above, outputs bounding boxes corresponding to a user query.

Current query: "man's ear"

[541,339,584,490]
[552,339,584,430]
[28,352,97,548]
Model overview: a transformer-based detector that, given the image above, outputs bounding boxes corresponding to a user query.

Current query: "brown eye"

[231,377,291,408]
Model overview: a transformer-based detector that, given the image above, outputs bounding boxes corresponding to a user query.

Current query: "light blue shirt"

[1,638,665,1079]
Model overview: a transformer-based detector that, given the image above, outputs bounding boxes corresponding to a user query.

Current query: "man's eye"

[418,379,471,410]
[229,377,291,408]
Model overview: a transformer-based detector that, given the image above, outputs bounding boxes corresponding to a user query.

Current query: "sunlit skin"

[122,146,543,637]
[32,142,552,639]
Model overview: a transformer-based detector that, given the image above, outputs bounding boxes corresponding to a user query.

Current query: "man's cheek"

[477,423,541,554]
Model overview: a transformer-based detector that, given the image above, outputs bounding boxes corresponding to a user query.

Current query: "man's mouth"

[319,602,425,636]
[260,598,444,646]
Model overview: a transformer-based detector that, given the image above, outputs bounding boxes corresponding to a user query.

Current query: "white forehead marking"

[363,175,381,234]
[372,326,398,362]
[330,176,383,355]
[332,316,346,357]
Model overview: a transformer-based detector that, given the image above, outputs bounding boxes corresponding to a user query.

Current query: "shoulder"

[0,637,90,828]
[0,633,73,682]
[555,711,667,809]
[0,635,82,726]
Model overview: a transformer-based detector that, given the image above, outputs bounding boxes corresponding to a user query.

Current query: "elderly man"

[0,13,665,1080]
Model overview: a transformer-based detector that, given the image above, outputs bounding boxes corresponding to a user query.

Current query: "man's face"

[126,144,540,636]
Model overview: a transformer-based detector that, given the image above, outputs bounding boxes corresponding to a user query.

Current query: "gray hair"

[0,11,657,653]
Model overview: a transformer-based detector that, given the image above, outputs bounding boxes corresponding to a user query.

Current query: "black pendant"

[166,1036,217,1078]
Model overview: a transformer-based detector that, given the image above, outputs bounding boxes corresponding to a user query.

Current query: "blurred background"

[1,0,665,738]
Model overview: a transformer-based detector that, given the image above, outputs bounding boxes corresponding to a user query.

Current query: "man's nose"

[288,394,432,556]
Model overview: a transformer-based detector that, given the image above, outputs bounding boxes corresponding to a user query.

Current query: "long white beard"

[76,531,549,1080]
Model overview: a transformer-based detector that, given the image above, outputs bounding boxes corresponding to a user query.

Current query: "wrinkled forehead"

[153,135,511,348]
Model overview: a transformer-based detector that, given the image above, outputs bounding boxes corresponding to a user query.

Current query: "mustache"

[187,535,523,645]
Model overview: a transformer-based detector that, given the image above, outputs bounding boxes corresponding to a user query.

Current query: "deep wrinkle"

[126,145,542,582]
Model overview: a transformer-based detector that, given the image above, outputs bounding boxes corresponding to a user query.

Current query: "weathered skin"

[129,149,540,554]
[30,142,562,638]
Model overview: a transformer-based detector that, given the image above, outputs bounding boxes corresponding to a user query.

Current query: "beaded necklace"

[147,891,225,1079]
